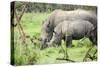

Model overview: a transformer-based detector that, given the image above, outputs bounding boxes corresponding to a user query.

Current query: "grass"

[20,12,49,36]
[12,12,97,66]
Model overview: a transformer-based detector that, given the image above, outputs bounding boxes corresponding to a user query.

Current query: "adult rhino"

[40,9,97,49]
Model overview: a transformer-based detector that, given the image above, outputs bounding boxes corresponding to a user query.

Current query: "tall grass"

[12,12,97,65]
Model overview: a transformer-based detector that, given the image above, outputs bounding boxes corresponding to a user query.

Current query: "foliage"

[15,1,97,13]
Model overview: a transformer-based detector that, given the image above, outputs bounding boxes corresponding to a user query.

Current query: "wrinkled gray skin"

[40,9,97,49]
[50,20,97,48]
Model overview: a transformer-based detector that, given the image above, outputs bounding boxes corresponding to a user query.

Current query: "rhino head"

[40,20,53,49]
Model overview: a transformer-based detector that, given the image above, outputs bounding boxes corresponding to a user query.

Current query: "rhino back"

[54,9,97,27]
[65,20,94,39]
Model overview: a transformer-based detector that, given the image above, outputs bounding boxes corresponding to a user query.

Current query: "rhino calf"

[50,20,96,47]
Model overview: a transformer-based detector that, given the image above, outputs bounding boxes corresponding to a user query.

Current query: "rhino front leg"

[63,35,72,59]
[65,35,72,48]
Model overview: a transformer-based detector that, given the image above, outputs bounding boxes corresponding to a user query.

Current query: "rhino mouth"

[40,39,49,50]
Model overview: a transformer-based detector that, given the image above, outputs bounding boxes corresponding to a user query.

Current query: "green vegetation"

[14,1,97,13]
[13,12,97,66]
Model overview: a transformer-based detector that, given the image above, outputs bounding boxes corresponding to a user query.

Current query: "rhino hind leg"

[63,35,72,59]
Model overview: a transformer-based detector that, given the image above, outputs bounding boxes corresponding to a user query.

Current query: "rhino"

[49,20,97,48]
[40,9,97,49]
